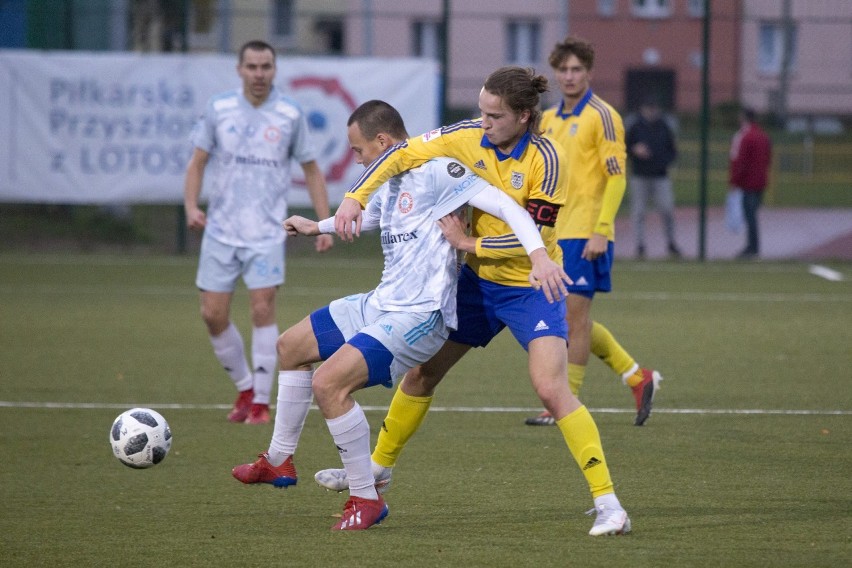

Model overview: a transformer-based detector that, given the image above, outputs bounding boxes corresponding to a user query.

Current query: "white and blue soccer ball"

[109,408,172,469]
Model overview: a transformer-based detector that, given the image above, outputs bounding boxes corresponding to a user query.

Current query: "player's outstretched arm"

[284,215,320,237]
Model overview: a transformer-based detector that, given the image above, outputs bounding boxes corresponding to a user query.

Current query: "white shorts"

[195,233,285,292]
[324,291,449,388]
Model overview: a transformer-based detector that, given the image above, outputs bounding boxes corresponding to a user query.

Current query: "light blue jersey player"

[184,40,332,425]
[190,86,313,247]
[232,100,570,531]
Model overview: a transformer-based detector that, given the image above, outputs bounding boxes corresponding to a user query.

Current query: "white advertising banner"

[0,50,439,206]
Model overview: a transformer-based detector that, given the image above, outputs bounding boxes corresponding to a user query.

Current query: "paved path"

[613,207,852,261]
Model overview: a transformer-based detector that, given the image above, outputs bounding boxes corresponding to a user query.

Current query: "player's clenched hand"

[527,248,571,303]
[582,233,608,260]
[283,215,320,236]
[436,212,475,253]
[185,207,206,231]
[315,233,334,252]
[334,197,363,241]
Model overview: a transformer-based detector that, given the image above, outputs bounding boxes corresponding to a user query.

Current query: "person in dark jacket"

[626,99,681,259]
[729,107,772,258]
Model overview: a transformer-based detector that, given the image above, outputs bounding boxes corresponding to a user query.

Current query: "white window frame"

[758,21,797,75]
[507,20,540,65]
[630,0,672,19]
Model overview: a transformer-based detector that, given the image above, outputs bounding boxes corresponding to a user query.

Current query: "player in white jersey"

[232,100,569,531]
[184,40,333,425]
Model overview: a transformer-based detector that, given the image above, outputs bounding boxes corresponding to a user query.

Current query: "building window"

[631,0,671,19]
[758,21,797,74]
[188,0,220,49]
[271,0,295,39]
[314,18,343,54]
[412,20,443,60]
[597,0,617,17]
[687,0,705,18]
[507,20,540,65]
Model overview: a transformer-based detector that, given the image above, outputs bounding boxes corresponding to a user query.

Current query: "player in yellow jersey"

[329,66,631,536]
[526,36,663,428]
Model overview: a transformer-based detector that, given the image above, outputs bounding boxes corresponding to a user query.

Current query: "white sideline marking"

[0,401,849,416]
[0,284,849,303]
[808,264,844,282]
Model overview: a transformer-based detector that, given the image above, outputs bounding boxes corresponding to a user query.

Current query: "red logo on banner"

[289,76,357,184]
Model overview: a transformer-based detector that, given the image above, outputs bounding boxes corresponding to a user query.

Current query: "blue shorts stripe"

[403,311,441,345]
[310,307,346,361]
[348,333,394,388]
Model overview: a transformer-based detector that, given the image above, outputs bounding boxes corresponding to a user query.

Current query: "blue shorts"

[195,234,285,292]
[559,239,614,299]
[448,265,567,351]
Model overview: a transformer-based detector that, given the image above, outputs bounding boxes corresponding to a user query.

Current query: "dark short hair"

[548,36,595,71]
[742,107,757,122]
[348,100,409,140]
[238,40,276,64]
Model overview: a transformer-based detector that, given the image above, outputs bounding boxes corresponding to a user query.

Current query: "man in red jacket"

[729,108,772,258]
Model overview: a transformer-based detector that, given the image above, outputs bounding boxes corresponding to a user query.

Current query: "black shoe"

[636,245,646,260]
[737,249,757,260]
[524,411,556,426]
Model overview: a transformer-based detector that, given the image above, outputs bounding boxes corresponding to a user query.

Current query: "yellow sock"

[590,321,638,381]
[557,405,614,498]
[371,386,433,468]
[568,363,585,396]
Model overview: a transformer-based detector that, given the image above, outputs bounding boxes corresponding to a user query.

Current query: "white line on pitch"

[0,401,849,416]
[809,264,844,282]
[1,284,849,303]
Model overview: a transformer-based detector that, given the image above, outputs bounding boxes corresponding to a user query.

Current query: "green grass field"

[1,250,850,567]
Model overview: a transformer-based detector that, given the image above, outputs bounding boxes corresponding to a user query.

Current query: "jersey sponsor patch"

[447,161,466,178]
[526,199,560,227]
[422,128,443,142]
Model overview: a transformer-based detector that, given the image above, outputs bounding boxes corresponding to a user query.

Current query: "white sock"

[594,492,623,511]
[267,370,313,466]
[210,323,252,391]
[326,403,377,500]
[251,324,279,404]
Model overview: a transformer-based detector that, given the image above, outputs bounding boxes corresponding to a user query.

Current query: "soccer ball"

[109,408,172,469]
